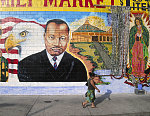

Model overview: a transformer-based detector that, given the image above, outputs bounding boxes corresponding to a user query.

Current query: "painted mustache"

[51,47,62,52]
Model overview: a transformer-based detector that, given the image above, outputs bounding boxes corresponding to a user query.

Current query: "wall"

[0,0,150,95]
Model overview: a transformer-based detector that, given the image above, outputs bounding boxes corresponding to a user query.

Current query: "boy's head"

[89,72,96,77]
[89,72,100,83]
[93,76,100,84]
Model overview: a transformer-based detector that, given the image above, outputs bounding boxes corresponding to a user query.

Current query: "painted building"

[71,19,112,42]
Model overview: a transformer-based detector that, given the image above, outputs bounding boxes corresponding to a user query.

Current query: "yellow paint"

[104,44,112,55]
[6,71,8,77]
[74,43,102,70]
[0,0,126,12]
[66,43,89,78]
[70,16,111,32]
[2,62,5,69]
[130,0,150,13]
[2,72,5,75]
[0,0,149,12]
[5,34,26,53]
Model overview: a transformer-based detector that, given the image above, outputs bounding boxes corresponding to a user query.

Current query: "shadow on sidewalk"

[95,89,112,106]
[0,103,16,107]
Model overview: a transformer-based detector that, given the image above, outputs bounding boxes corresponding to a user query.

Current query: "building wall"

[71,31,112,42]
[0,0,150,95]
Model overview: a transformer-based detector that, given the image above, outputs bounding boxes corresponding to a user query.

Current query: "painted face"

[44,22,69,56]
[136,19,140,26]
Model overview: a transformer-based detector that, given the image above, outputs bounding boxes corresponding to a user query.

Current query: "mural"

[69,14,112,85]
[0,0,149,95]
[18,19,87,82]
[70,15,112,70]
[126,11,150,87]
[0,11,111,83]
[0,11,149,85]
[128,13,149,77]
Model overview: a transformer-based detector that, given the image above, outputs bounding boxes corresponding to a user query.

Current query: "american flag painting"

[0,17,46,81]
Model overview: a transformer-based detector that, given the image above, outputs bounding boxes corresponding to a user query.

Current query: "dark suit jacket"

[18,49,87,82]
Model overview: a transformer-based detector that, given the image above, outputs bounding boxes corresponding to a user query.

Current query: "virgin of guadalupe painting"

[129,17,149,77]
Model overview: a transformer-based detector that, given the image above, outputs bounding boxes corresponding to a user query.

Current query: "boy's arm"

[90,80,100,92]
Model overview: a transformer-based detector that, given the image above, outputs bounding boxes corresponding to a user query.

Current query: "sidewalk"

[0,93,150,116]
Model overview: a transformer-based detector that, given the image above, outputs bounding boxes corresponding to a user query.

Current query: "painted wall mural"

[0,0,149,95]
[0,11,112,83]
[125,11,150,87]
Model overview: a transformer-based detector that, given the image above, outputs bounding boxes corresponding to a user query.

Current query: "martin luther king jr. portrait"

[18,19,87,82]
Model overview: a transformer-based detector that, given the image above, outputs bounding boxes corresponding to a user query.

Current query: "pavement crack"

[25,96,39,116]
[82,95,92,116]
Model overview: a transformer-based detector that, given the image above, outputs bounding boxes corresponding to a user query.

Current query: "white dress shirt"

[46,50,64,67]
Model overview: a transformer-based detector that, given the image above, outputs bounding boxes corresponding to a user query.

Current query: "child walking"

[82,72,100,108]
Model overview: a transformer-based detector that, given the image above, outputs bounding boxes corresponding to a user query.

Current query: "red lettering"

[85,0,94,8]
[111,0,114,5]
[16,0,26,7]
[1,0,10,7]
[59,0,71,7]
[44,0,57,7]
[96,0,105,8]
[28,0,32,7]
[73,0,83,7]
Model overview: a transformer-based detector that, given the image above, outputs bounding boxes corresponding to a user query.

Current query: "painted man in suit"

[18,19,87,82]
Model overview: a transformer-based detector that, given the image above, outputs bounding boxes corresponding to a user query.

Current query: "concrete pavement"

[0,93,150,116]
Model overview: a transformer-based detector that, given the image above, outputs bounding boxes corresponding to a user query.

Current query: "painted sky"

[0,11,111,26]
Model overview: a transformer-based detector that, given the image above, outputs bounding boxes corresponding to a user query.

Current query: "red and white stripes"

[0,17,45,78]
[0,17,22,76]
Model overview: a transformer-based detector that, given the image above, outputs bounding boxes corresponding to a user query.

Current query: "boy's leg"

[82,101,88,108]
[83,101,88,106]
[91,102,96,108]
